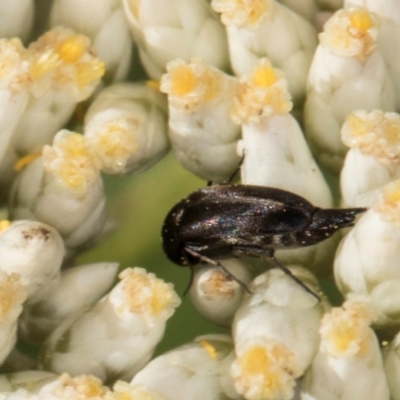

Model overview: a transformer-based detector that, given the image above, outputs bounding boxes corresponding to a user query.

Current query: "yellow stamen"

[14,153,41,171]
[146,80,160,90]
[0,220,11,233]
[200,340,218,359]
[350,9,374,32]
[170,65,197,96]
[252,64,277,87]
[76,60,105,88]
[57,35,87,63]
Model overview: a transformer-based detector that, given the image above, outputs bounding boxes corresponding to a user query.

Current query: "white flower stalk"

[84,82,169,175]
[19,262,119,344]
[9,130,107,252]
[121,0,229,79]
[341,110,400,207]
[301,301,389,400]
[0,1,34,43]
[345,0,400,110]
[211,0,317,112]
[131,334,239,400]
[0,271,26,365]
[13,27,105,156]
[0,220,64,303]
[107,381,163,400]
[304,7,395,174]
[160,58,240,182]
[383,331,400,400]
[231,267,327,400]
[50,0,132,83]
[40,267,181,383]
[189,259,255,328]
[335,180,400,327]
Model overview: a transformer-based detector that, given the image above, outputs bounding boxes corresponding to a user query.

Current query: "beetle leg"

[267,252,320,301]
[184,246,251,293]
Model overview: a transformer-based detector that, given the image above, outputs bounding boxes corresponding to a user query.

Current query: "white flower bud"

[0,28,105,200]
[0,271,26,364]
[0,38,32,196]
[189,259,255,328]
[160,58,240,182]
[84,82,169,175]
[301,301,389,400]
[9,130,106,252]
[335,180,400,327]
[345,0,400,110]
[131,334,239,400]
[304,7,395,174]
[233,58,332,206]
[0,220,63,303]
[50,0,133,83]
[121,0,229,79]
[212,0,317,112]
[12,27,105,157]
[232,58,335,274]
[19,262,119,344]
[340,110,400,207]
[383,331,400,399]
[232,267,327,400]
[28,27,105,101]
[40,267,181,383]
[0,1,34,43]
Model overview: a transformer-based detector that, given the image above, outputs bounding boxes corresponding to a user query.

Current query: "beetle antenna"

[267,253,321,301]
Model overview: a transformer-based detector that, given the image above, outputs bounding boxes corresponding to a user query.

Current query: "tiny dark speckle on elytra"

[22,227,51,241]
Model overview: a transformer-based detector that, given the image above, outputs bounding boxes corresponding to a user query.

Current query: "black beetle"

[162,184,366,299]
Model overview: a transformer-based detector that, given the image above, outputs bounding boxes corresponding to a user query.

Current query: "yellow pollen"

[170,65,197,96]
[330,325,358,352]
[383,181,400,205]
[200,340,218,359]
[60,133,88,158]
[346,114,368,137]
[246,0,268,25]
[76,60,105,87]
[383,118,400,143]
[57,35,87,63]
[0,220,11,233]
[30,53,60,80]
[252,65,277,87]
[59,374,106,398]
[14,153,41,171]
[350,9,374,32]
[146,80,160,90]
[150,281,172,315]
[0,273,24,318]
[242,345,271,374]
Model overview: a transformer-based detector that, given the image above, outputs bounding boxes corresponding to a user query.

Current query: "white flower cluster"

[0,0,400,399]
